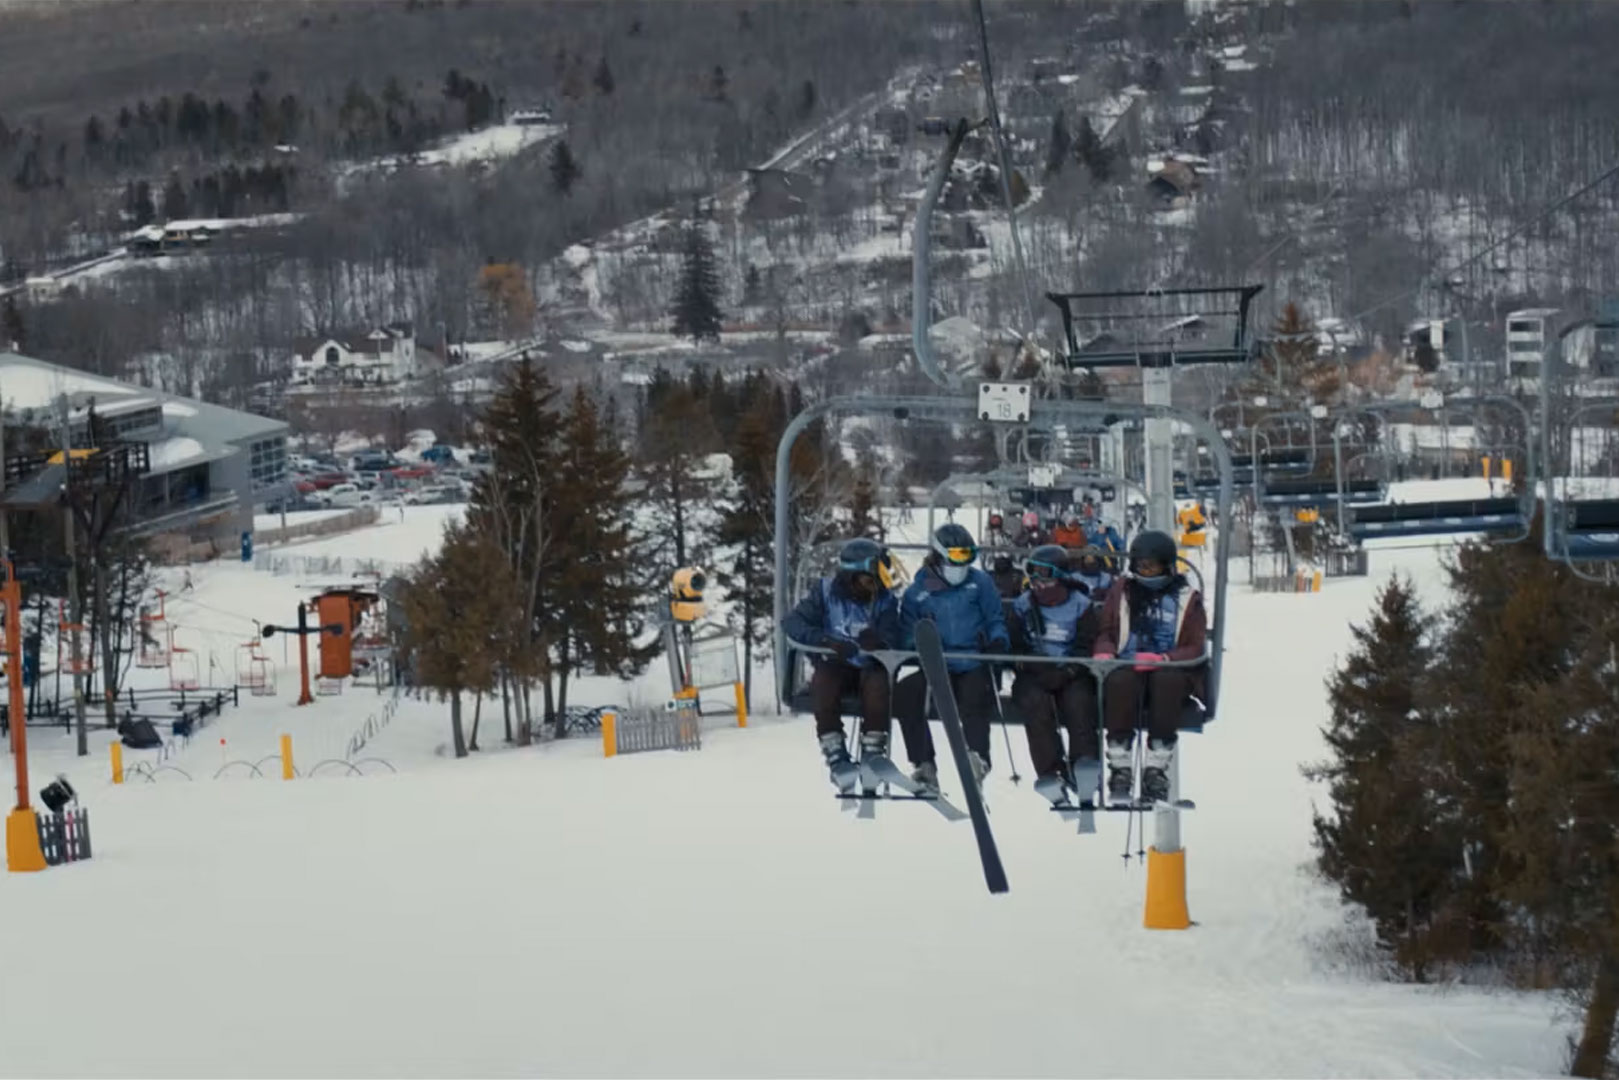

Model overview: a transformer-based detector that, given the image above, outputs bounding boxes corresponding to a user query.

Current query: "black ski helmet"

[1026,544,1071,579]
[930,522,978,565]
[1128,529,1177,571]
[837,537,894,589]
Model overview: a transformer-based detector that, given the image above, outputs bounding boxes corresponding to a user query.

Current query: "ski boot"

[820,732,858,793]
[859,730,890,761]
[1034,772,1071,806]
[910,760,941,794]
[1105,739,1134,805]
[1068,757,1103,808]
[1140,739,1175,804]
[969,750,990,786]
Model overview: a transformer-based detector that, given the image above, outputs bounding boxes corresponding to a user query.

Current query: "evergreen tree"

[717,399,778,708]
[160,170,188,220]
[671,222,725,343]
[1306,575,1459,980]
[594,55,615,95]
[133,179,155,225]
[83,114,104,156]
[636,369,720,581]
[1045,108,1071,176]
[1073,114,1113,183]
[395,523,519,758]
[1506,616,1619,1078]
[549,139,581,196]
[549,386,646,725]
[798,79,816,119]
[466,359,561,740]
[1260,301,1332,403]
[3,295,23,351]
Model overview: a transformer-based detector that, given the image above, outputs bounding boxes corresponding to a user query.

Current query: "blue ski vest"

[1123,591,1182,655]
[1013,588,1091,658]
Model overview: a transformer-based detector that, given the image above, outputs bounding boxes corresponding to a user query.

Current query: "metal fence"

[256,507,380,547]
[253,553,401,578]
[610,703,702,755]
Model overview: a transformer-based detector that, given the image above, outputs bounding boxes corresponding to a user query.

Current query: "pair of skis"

[827,621,1008,894]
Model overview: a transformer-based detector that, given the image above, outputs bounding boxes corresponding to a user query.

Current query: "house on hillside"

[288,324,420,387]
[1146,159,1199,207]
[510,106,553,126]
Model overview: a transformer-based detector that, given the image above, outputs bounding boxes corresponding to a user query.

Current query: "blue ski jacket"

[900,565,1010,672]
[782,575,901,668]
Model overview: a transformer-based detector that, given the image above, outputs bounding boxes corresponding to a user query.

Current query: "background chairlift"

[135,590,169,669]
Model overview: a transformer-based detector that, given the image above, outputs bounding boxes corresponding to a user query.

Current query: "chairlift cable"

[1347,157,1619,326]
[969,0,1039,349]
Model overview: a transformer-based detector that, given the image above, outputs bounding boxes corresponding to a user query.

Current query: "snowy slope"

[0,518,1567,1077]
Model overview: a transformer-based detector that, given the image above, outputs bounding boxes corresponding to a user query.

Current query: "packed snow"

[0,506,1569,1077]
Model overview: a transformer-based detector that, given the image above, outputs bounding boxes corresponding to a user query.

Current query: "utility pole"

[56,396,87,756]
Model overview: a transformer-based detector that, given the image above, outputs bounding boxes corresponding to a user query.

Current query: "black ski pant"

[1012,664,1099,776]
[809,661,891,740]
[894,663,996,766]
[1101,666,1198,747]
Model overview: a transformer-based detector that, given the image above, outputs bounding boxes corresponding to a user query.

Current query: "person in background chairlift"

[895,523,1010,793]
[984,511,1014,549]
[989,552,1023,600]
[1089,529,1208,805]
[1013,509,1045,548]
[1083,510,1126,570]
[1051,512,1085,550]
[1178,499,1208,549]
[781,538,904,792]
[1071,541,1115,599]
[1008,545,1102,803]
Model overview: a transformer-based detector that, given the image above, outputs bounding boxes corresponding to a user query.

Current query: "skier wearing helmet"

[1051,512,1085,550]
[1089,529,1208,805]
[894,522,1010,792]
[983,511,1014,549]
[1007,544,1103,802]
[1013,509,1045,548]
[782,537,905,792]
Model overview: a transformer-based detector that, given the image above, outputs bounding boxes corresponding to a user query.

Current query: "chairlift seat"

[1260,478,1383,507]
[1350,497,1524,539]
[1230,448,1311,470]
[1569,500,1619,532]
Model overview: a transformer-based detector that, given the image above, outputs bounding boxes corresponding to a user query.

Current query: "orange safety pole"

[6,560,45,871]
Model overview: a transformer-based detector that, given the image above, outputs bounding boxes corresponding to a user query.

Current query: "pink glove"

[1133,652,1166,672]
[1091,652,1115,662]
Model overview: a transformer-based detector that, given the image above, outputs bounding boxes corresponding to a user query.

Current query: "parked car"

[420,445,456,464]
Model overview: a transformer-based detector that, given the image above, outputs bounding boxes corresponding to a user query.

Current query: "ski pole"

[989,671,1020,783]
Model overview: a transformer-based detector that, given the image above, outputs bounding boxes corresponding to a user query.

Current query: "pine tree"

[160,170,187,220]
[1305,575,1460,980]
[1259,301,1341,405]
[549,139,581,196]
[1045,108,1071,176]
[717,399,778,708]
[671,222,724,343]
[593,55,615,95]
[395,523,518,758]
[2,295,23,351]
[549,386,646,726]
[637,370,720,582]
[466,358,561,742]
[1505,618,1619,1077]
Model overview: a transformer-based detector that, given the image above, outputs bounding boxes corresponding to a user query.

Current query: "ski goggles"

[938,545,977,566]
[1027,560,1063,580]
[839,554,896,590]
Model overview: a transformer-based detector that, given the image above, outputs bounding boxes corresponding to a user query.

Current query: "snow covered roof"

[0,351,285,470]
